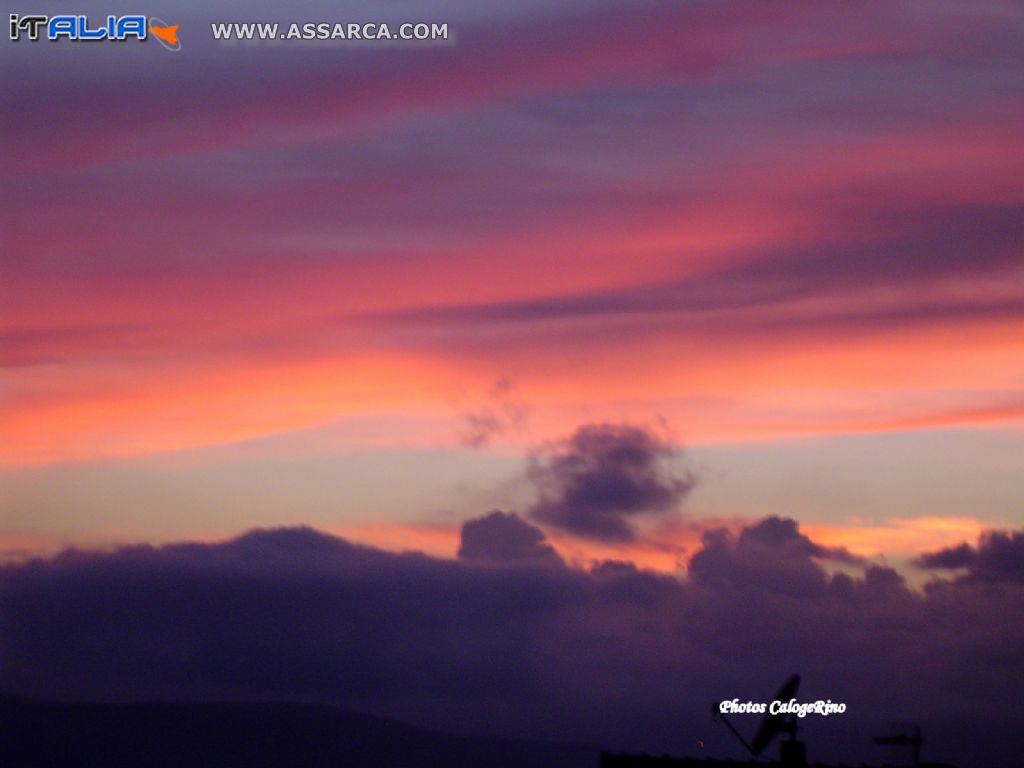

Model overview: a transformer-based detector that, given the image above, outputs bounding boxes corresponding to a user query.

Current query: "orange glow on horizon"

[4,313,1022,466]
[804,516,993,559]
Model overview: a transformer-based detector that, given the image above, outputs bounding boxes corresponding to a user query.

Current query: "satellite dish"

[751,673,801,756]
[712,673,806,764]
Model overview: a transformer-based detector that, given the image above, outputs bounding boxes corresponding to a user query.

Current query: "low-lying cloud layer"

[2,515,1022,766]
[457,510,561,565]
[689,516,863,597]
[917,529,1024,583]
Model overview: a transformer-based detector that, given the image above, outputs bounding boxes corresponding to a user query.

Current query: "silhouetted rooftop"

[600,752,957,768]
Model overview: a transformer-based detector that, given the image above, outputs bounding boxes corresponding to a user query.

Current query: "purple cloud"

[526,423,695,541]
[917,530,1024,583]
[689,516,862,598]
[458,511,562,565]
[370,203,1024,332]
[3,517,1022,766]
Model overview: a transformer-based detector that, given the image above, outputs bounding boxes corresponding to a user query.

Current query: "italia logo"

[9,14,180,50]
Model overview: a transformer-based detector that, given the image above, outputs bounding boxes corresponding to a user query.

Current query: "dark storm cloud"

[917,530,1024,583]
[458,511,562,565]
[2,518,1024,766]
[526,424,695,541]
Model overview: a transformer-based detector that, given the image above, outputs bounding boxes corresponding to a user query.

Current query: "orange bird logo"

[149,20,180,50]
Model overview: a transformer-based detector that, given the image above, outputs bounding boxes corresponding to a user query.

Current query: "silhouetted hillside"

[0,696,598,768]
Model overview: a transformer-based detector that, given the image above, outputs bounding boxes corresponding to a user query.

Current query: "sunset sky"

[4,0,1022,569]
[3,2,1024,765]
